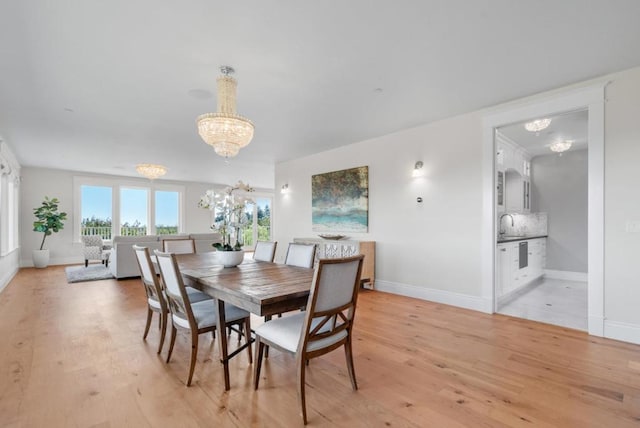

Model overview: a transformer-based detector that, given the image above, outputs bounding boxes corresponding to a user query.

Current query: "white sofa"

[108,233,222,279]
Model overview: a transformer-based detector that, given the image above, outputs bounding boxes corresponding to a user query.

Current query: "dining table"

[176,252,315,391]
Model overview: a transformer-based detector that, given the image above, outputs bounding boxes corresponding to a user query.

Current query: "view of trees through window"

[81,185,112,239]
[80,184,181,238]
[242,197,271,247]
[155,190,179,235]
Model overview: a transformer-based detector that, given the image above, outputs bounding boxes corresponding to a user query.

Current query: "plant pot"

[217,250,244,268]
[32,249,50,268]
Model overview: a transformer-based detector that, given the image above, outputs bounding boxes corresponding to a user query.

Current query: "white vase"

[217,250,244,268]
[32,249,50,268]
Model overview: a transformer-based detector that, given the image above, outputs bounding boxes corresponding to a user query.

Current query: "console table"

[293,238,375,288]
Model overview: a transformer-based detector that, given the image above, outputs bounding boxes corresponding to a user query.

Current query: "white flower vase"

[217,250,244,268]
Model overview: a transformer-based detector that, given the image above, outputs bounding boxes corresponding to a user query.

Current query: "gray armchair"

[82,235,111,267]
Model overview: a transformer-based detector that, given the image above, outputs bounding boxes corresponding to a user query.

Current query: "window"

[242,196,272,249]
[0,164,19,256]
[155,190,179,235]
[120,187,148,236]
[73,176,184,241]
[80,185,112,239]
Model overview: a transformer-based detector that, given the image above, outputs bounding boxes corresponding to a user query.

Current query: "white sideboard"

[293,238,375,288]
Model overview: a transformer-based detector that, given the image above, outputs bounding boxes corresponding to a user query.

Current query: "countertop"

[497,234,548,244]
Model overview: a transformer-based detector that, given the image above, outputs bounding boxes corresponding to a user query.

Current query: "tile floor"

[497,278,588,331]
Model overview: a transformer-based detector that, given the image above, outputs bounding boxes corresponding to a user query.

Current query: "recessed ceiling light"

[64,107,74,113]
[188,89,214,100]
[374,88,383,93]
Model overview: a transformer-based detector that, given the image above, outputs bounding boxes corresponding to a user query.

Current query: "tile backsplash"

[498,212,547,236]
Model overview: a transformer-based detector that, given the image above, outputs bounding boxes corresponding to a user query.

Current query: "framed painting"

[312,166,368,233]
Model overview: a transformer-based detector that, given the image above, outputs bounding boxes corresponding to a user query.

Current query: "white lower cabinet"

[496,237,546,298]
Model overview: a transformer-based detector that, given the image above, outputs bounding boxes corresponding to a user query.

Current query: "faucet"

[499,213,514,236]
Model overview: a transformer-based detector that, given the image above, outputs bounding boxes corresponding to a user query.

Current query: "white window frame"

[0,147,20,256]
[73,176,185,242]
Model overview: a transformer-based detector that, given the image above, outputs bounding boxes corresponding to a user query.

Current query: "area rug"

[65,264,114,283]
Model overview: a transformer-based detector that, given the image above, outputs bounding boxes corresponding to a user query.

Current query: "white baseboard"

[374,280,493,313]
[588,315,605,337]
[604,320,640,345]
[20,256,84,268]
[0,266,18,294]
[544,269,588,282]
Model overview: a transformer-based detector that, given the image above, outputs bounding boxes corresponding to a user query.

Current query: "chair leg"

[186,331,199,387]
[166,325,177,363]
[253,338,265,390]
[344,338,358,390]
[237,322,243,344]
[143,308,153,340]
[157,311,167,354]
[244,317,252,364]
[85,259,88,268]
[297,355,308,425]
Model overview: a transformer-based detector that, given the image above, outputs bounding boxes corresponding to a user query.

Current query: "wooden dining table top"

[177,252,315,317]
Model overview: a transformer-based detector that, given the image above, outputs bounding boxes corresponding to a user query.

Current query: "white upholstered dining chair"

[284,243,316,268]
[253,241,277,262]
[162,238,196,254]
[155,250,253,386]
[132,245,212,354]
[253,255,364,425]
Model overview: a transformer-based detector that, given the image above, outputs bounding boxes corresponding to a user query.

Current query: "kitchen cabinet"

[496,133,532,213]
[496,237,546,299]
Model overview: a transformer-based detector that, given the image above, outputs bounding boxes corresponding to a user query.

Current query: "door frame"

[481,82,607,337]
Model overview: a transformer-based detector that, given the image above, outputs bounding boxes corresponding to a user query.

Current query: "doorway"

[481,84,606,337]
[494,110,588,330]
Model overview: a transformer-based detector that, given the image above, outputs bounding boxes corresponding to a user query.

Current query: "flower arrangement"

[198,180,254,251]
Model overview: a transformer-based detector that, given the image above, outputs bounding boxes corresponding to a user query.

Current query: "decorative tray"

[318,234,348,240]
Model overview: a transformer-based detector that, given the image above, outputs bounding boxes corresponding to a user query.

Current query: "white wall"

[275,65,640,343]
[531,149,588,273]
[275,112,488,311]
[19,167,272,267]
[603,67,640,343]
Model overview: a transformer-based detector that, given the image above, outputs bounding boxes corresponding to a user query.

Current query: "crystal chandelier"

[550,140,572,153]
[136,163,167,180]
[196,66,254,158]
[524,118,552,133]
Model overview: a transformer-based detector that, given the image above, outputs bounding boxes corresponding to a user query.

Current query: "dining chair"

[253,241,277,262]
[133,245,213,354]
[155,250,253,386]
[163,238,196,254]
[253,255,364,425]
[284,243,316,268]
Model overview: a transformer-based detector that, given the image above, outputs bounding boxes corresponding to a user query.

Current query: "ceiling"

[498,109,589,157]
[2,1,640,189]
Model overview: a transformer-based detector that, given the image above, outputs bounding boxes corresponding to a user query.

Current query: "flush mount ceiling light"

[550,140,573,153]
[196,66,254,159]
[136,163,167,180]
[524,118,552,133]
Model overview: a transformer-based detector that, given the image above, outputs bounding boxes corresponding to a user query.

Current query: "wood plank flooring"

[1,266,639,427]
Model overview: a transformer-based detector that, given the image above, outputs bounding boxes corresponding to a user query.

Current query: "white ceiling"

[2,1,640,188]
[498,109,589,157]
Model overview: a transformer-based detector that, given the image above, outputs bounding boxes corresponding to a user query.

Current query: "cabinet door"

[496,244,511,296]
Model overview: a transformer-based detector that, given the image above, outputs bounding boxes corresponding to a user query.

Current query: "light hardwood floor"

[1,266,639,427]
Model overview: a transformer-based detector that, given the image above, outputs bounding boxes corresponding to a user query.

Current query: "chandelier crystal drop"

[550,140,573,153]
[136,163,167,180]
[197,66,254,158]
[524,118,552,133]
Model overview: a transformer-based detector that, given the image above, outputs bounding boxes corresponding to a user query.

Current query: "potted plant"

[32,196,67,268]
[198,181,254,267]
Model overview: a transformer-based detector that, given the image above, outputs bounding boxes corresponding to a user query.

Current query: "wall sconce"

[412,161,424,178]
[280,183,289,194]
